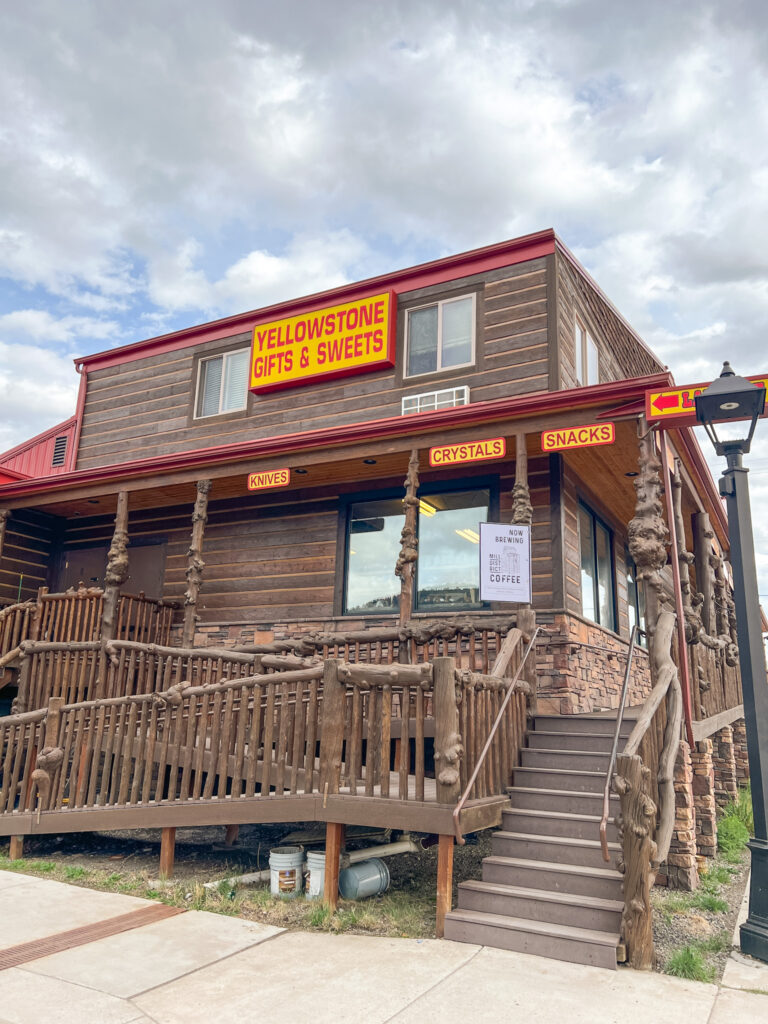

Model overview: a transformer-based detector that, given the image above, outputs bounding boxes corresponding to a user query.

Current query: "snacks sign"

[541,423,615,452]
[250,292,396,393]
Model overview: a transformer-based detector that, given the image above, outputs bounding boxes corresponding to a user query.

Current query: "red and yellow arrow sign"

[646,375,768,426]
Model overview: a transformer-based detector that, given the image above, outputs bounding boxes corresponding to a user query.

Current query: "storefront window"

[626,550,647,646]
[579,502,616,631]
[344,487,489,615]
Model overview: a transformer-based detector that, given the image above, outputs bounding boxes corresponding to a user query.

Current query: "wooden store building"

[0,229,750,969]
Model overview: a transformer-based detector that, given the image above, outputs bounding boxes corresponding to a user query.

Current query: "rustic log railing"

[0,653,520,831]
[614,609,682,970]
[452,627,539,841]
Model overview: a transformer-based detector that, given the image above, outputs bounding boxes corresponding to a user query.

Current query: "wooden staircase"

[445,712,631,970]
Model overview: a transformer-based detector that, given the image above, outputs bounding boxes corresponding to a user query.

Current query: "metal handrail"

[452,627,540,843]
[599,625,641,862]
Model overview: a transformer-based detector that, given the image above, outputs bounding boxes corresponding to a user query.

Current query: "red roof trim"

[0,465,31,481]
[0,373,673,500]
[75,230,557,372]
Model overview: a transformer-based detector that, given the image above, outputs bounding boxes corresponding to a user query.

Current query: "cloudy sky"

[1,0,767,597]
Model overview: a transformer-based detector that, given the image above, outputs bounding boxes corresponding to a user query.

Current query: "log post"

[395,449,419,633]
[434,657,462,804]
[671,459,703,643]
[0,508,9,563]
[182,480,212,649]
[512,433,533,525]
[323,821,344,911]
[224,824,239,847]
[615,753,656,969]
[517,607,537,717]
[319,659,346,797]
[628,418,668,652]
[693,512,715,637]
[159,826,176,880]
[435,834,455,938]
[9,835,24,860]
[101,491,130,643]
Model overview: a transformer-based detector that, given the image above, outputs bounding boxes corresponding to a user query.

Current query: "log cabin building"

[0,229,750,969]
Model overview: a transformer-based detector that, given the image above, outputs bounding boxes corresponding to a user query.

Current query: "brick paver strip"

[0,903,184,970]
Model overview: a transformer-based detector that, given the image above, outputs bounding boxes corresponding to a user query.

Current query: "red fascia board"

[0,466,30,482]
[75,231,557,372]
[0,372,672,501]
[0,416,77,464]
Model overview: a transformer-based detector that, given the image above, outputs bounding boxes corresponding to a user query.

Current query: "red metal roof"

[0,417,77,479]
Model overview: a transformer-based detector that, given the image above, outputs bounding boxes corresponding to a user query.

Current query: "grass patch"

[64,865,87,880]
[721,784,754,836]
[692,892,728,914]
[665,944,716,983]
[718,816,750,857]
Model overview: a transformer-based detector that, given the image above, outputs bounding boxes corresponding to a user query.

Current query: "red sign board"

[646,375,768,427]
[541,422,615,452]
[247,468,290,491]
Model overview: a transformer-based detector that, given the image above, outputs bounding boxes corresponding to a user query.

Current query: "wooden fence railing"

[0,650,527,829]
[0,588,177,665]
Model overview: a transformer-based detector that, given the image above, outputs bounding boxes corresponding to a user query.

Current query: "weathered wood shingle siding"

[0,509,58,604]
[556,250,664,389]
[75,259,551,470]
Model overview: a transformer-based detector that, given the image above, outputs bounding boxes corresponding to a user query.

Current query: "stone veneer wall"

[732,718,750,782]
[660,740,699,890]
[535,613,652,715]
[690,740,717,861]
[712,725,739,810]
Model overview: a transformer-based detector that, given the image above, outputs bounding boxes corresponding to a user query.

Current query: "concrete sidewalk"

[0,871,766,1024]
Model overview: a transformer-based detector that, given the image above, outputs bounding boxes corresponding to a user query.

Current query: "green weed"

[64,865,87,880]
[664,945,716,983]
[691,892,728,914]
[718,816,749,856]
[721,785,754,836]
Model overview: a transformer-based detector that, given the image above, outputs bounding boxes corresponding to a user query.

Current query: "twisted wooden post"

[101,491,129,643]
[512,433,533,525]
[615,753,656,970]
[182,479,211,649]
[395,449,419,630]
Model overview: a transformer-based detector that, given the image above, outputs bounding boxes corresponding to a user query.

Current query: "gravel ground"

[652,847,751,978]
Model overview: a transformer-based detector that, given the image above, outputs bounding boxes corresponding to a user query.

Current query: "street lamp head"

[694,362,765,455]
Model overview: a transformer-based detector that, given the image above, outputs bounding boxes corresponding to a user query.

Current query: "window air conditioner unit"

[401,385,470,416]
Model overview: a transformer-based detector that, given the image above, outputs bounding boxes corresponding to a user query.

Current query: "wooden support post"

[159,827,176,880]
[395,449,419,633]
[0,508,9,564]
[101,491,130,642]
[615,753,656,969]
[323,822,344,911]
[517,607,537,717]
[224,824,239,847]
[182,480,212,649]
[512,433,533,525]
[434,657,462,804]
[693,512,715,636]
[319,659,346,796]
[9,835,24,860]
[436,834,454,938]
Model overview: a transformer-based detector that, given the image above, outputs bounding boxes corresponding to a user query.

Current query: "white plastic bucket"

[305,848,340,900]
[338,857,390,900]
[269,846,304,898]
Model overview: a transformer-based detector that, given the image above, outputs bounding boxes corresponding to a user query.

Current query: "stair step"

[527,731,617,752]
[502,807,618,842]
[533,715,632,737]
[512,766,606,793]
[521,748,611,771]
[507,786,618,815]
[444,908,619,970]
[456,879,623,933]
[482,856,624,900]
[492,831,619,869]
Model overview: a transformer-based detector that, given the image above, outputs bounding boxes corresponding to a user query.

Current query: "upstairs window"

[195,348,249,418]
[575,317,599,386]
[406,294,475,377]
[579,501,616,631]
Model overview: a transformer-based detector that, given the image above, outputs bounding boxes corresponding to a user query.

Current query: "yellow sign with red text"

[646,375,768,426]
[429,437,506,467]
[249,292,395,393]
[247,468,290,491]
[541,422,615,452]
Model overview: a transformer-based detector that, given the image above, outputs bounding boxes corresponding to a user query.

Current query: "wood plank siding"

[0,509,57,604]
[56,454,555,627]
[556,251,663,389]
[75,260,551,470]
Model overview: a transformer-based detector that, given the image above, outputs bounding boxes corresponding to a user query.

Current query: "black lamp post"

[696,361,768,962]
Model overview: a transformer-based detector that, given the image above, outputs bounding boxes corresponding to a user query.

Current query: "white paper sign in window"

[479,522,532,603]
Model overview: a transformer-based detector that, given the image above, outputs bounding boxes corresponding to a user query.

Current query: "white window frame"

[401,385,470,415]
[194,347,250,419]
[404,293,476,379]
[574,315,599,387]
